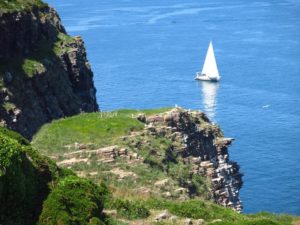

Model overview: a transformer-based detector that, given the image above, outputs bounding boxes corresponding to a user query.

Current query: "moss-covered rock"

[0,0,47,13]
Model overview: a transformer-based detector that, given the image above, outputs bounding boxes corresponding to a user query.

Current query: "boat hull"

[195,73,220,82]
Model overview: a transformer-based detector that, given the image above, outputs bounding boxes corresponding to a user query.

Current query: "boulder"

[154,179,169,187]
[155,210,170,222]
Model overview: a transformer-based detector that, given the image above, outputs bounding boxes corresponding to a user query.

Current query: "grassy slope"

[32,109,299,225]
[32,108,171,155]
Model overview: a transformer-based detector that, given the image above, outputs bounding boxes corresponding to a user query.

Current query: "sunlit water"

[47,0,300,215]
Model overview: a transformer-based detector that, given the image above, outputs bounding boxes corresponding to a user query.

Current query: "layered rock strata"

[0,5,98,138]
[142,108,243,212]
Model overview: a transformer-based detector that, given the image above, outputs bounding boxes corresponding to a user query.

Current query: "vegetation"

[32,108,212,203]
[32,109,170,155]
[0,0,47,13]
[0,127,71,225]
[109,198,294,225]
[0,0,298,222]
[22,59,46,77]
[0,31,76,120]
[53,32,76,55]
[107,199,150,220]
[1,112,299,225]
[0,133,35,224]
[39,176,108,225]
[31,108,300,224]
[0,34,58,80]
[0,126,29,145]
[3,1,295,224]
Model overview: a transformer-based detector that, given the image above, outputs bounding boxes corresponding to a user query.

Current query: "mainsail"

[201,41,220,79]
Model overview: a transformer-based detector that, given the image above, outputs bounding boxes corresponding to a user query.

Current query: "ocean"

[47,0,300,215]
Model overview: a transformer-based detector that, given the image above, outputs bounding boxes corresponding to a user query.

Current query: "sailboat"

[195,41,221,82]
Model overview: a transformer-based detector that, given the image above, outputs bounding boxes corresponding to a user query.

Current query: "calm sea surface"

[47,0,300,215]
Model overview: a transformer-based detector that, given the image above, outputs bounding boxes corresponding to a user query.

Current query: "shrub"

[0,133,38,224]
[38,176,108,225]
[109,199,150,220]
[0,126,29,145]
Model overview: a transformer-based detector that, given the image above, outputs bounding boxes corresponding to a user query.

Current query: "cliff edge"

[0,1,98,138]
[33,107,243,213]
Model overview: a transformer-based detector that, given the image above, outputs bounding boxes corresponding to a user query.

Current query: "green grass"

[0,32,74,81]
[22,59,46,77]
[107,199,150,220]
[136,108,172,115]
[53,33,75,55]
[0,33,75,107]
[0,41,49,81]
[0,127,29,145]
[32,108,212,205]
[130,163,166,186]
[142,198,295,225]
[0,32,80,117]
[0,32,65,78]
[0,0,47,13]
[32,109,171,155]
[30,108,300,225]
[2,102,16,111]
[100,197,297,225]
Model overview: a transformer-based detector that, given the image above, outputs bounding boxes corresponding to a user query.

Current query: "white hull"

[195,73,220,82]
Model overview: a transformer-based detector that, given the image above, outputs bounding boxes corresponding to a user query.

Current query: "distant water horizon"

[48,0,300,215]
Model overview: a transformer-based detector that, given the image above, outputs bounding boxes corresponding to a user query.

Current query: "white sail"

[201,41,220,79]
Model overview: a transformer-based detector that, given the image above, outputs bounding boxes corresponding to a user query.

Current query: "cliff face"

[0,5,98,138]
[140,108,243,212]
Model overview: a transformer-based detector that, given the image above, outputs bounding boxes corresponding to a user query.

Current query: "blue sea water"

[47,0,300,215]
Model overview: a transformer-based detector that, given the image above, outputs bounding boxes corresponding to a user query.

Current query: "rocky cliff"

[35,107,243,213]
[0,3,98,138]
[146,108,243,212]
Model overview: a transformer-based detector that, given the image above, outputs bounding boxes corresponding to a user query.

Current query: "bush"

[0,126,29,145]
[109,199,150,220]
[39,176,109,225]
[0,133,38,225]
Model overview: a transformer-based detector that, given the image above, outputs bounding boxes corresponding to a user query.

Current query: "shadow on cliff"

[0,6,99,139]
[0,33,98,139]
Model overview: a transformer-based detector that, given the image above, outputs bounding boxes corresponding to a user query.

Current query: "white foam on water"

[147,5,244,24]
